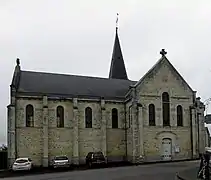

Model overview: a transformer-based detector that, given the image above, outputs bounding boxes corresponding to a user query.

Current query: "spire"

[109,14,128,80]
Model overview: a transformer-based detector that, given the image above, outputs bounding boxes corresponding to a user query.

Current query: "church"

[7,26,208,167]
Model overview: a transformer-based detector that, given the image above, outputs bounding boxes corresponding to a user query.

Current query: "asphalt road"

[2,160,199,180]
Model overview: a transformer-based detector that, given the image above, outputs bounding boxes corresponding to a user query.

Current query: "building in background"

[204,115,211,147]
[7,27,207,167]
[205,114,211,124]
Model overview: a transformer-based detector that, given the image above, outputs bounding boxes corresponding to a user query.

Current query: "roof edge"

[16,91,127,101]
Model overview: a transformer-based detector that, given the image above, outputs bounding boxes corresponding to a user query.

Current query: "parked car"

[85,151,106,168]
[51,155,70,169]
[12,157,33,171]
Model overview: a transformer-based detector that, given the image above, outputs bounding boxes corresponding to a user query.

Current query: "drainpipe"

[15,97,17,159]
[197,113,200,154]
[124,104,127,161]
[190,106,193,159]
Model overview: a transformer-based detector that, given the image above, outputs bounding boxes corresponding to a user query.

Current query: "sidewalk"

[177,166,199,180]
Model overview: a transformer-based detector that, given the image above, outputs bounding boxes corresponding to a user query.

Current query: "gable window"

[112,108,118,128]
[149,104,155,126]
[85,107,92,128]
[57,106,64,128]
[162,92,170,126]
[26,104,34,127]
[177,105,183,126]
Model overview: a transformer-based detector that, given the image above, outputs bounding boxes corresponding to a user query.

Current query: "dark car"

[85,151,106,168]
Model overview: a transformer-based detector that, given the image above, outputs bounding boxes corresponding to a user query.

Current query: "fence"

[0,151,7,169]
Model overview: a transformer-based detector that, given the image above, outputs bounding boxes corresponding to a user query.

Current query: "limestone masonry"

[7,28,209,167]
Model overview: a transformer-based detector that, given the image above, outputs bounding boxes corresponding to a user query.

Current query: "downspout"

[15,97,17,159]
[197,113,200,154]
[14,70,21,160]
[124,104,127,161]
[124,99,133,162]
[190,106,193,159]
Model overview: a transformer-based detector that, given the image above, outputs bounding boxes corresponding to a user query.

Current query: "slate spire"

[109,15,128,80]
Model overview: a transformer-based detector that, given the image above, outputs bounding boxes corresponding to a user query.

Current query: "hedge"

[0,151,7,169]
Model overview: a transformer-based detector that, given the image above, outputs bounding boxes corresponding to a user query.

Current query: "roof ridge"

[21,70,134,82]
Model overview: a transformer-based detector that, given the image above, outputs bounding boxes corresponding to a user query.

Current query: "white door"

[162,138,172,160]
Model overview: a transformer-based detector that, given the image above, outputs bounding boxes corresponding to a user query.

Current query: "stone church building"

[7,27,208,167]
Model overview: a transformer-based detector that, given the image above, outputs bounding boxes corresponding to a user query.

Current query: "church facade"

[7,28,208,167]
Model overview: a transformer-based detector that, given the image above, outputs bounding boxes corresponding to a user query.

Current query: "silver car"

[51,156,70,169]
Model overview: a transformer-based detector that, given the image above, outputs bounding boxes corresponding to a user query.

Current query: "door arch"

[161,138,172,160]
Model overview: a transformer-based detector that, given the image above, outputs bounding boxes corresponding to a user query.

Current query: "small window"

[149,104,155,126]
[57,106,64,128]
[112,108,118,128]
[26,104,34,127]
[177,105,183,126]
[85,107,92,128]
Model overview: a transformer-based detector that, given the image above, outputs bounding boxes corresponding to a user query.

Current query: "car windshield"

[55,156,68,160]
[15,159,28,163]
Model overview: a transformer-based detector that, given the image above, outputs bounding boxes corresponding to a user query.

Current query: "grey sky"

[1,0,211,145]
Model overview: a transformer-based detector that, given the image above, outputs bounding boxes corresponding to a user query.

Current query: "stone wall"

[16,98,43,165]
[134,59,195,162]
[14,97,127,166]
[143,127,192,161]
[48,100,73,161]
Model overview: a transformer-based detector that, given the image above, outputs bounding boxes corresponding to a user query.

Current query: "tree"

[0,144,7,151]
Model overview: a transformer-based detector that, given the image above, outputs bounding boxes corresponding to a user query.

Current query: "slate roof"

[109,28,128,80]
[17,70,136,100]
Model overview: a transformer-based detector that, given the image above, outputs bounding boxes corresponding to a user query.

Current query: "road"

[2,160,199,180]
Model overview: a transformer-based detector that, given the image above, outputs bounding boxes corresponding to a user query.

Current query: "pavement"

[0,160,200,180]
[176,166,199,180]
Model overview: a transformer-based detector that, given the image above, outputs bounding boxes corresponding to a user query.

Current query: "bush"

[0,151,7,169]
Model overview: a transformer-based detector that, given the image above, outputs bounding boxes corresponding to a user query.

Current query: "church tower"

[109,16,128,80]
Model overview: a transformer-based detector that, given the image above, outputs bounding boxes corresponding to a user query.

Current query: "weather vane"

[116,13,119,30]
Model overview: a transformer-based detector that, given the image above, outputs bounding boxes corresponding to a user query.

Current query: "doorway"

[161,138,172,160]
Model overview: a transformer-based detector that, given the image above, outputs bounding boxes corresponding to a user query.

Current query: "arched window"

[149,104,155,126]
[85,107,92,128]
[112,108,118,128]
[57,106,64,128]
[26,104,34,127]
[177,105,183,126]
[162,92,170,126]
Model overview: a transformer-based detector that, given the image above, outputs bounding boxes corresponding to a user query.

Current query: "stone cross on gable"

[160,49,167,56]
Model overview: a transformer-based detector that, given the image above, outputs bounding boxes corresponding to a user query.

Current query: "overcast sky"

[1,0,211,145]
